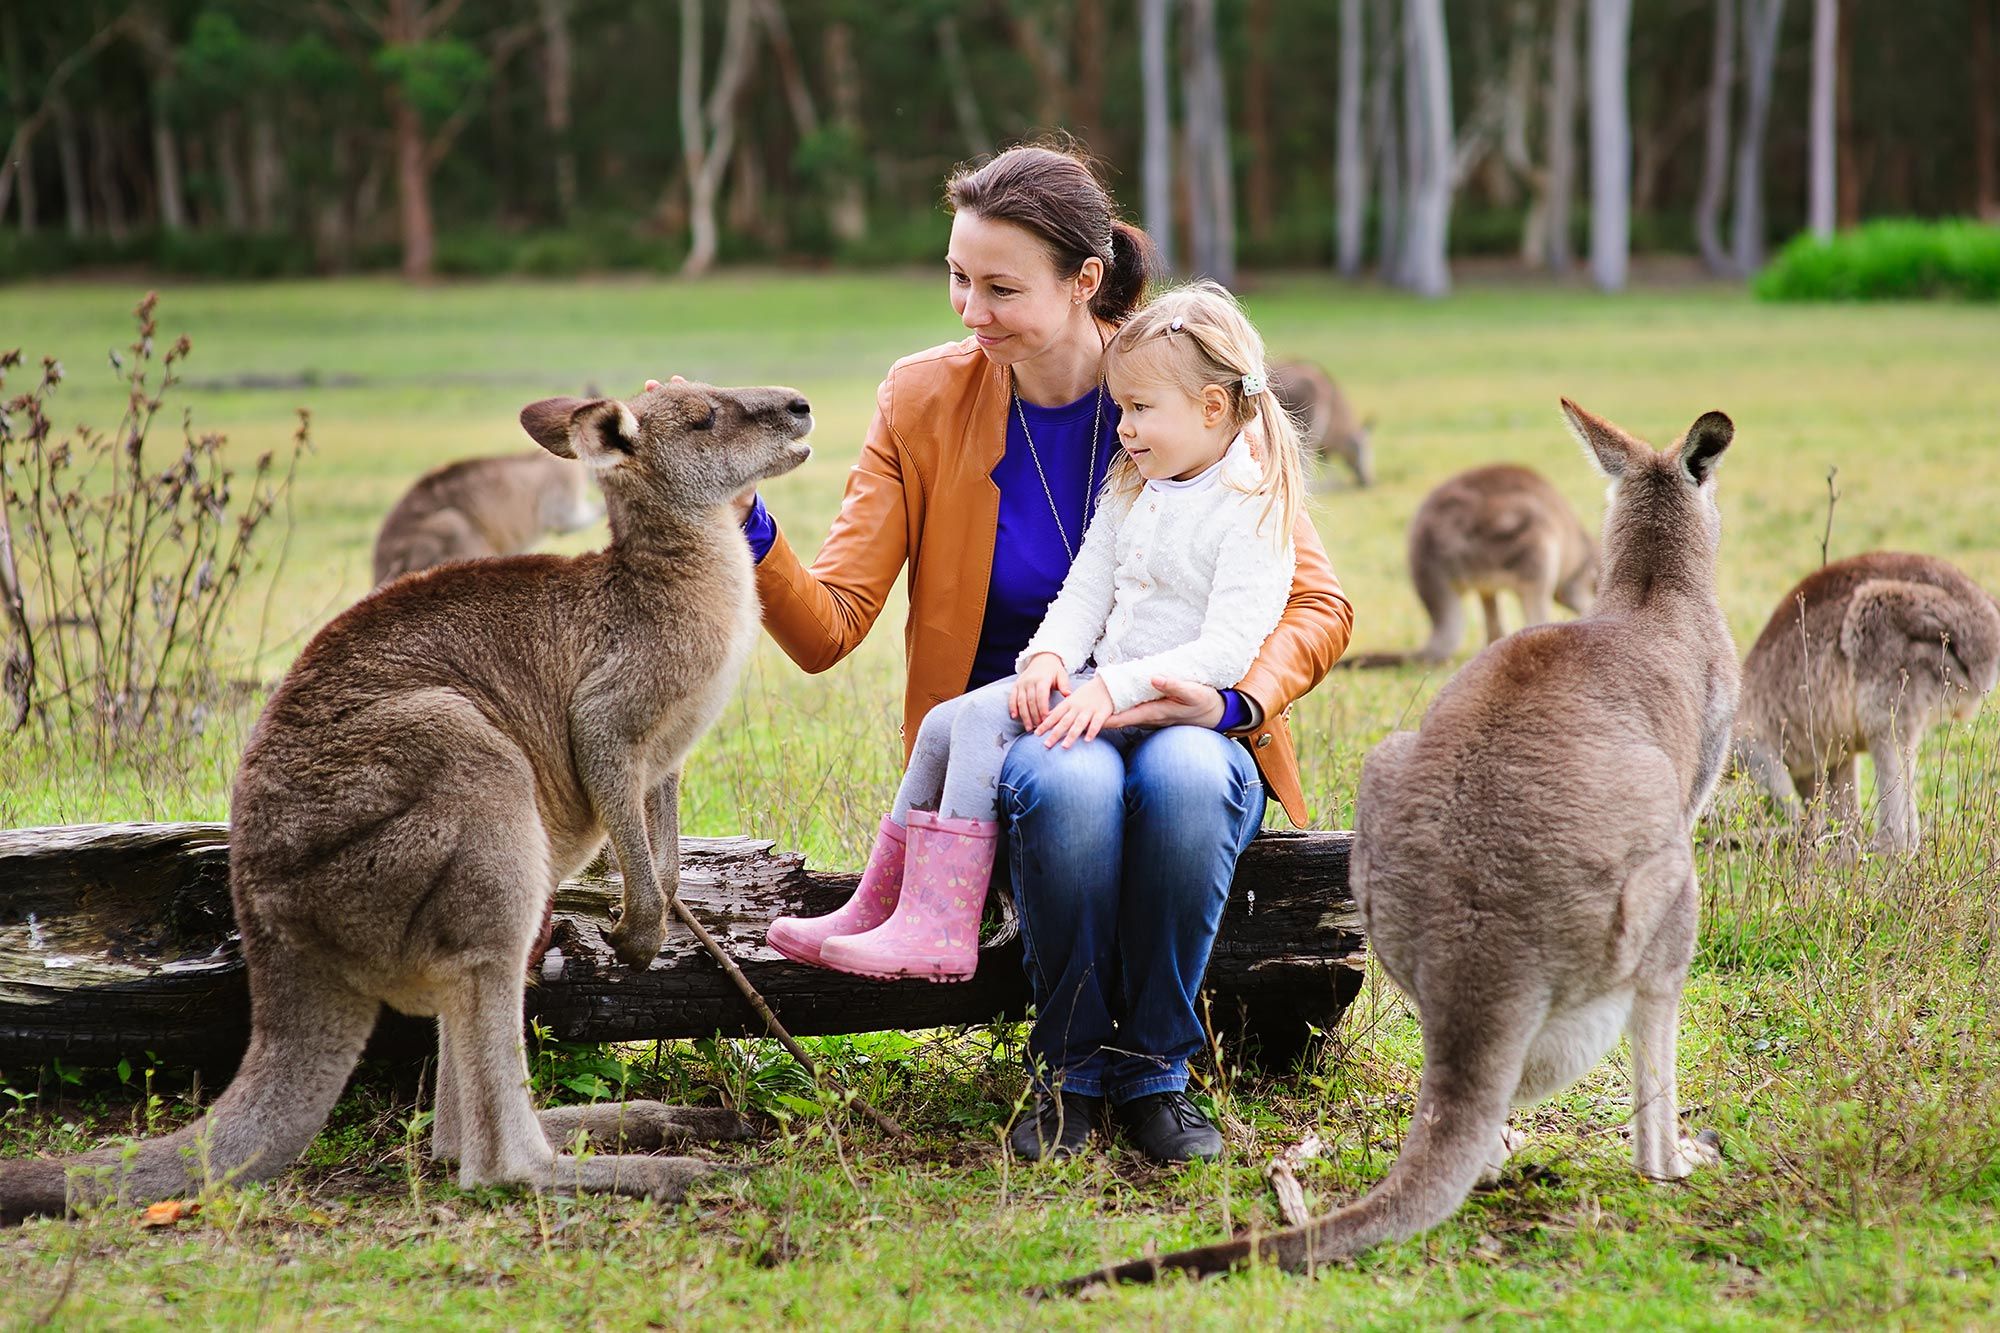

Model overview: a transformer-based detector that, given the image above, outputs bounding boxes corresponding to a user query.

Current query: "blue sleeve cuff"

[742,492,777,564]
[1214,688,1251,733]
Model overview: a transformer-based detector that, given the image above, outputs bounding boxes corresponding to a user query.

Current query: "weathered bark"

[680,0,757,278]
[1140,0,1175,267]
[1244,0,1275,242]
[1336,0,1367,276]
[1371,0,1404,280]
[539,0,578,219]
[53,100,87,238]
[822,20,867,243]
[1399,0,1452,297]
[1587,0,1632,292]
[1695,0,1736,273]
[1973,0,1998,220]
[1807,0,1837,240]
[1731,0,1786,274]
[0,824,1366,1073]
[1181,0,1235,286]
[936,17,993,161]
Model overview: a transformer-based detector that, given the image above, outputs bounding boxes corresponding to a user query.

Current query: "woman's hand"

[1035,675,1116,748]
[1012,653,1070,728]
[1102,677,1229,731]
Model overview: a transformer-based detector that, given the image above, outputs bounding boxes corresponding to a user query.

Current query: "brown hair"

[944,141,1159,322]
[1100,281,1305,544]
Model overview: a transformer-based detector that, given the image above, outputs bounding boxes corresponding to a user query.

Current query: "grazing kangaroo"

[1054,402,1736,1291]
[1343,463,1598,669]
[373,449,603,586]
[0,381,813,1224]
[1271,359,1374,488]
[1734,552,2000,855]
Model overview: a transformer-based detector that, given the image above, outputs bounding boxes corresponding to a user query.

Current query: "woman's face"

[947,212,1098,370]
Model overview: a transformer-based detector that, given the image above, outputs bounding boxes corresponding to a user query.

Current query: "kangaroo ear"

[1680,410,1734,485]
[1560,398,1639,479]
[519,396,638,460]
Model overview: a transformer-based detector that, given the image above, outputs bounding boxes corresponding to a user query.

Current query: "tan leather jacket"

[754,336,1354,827]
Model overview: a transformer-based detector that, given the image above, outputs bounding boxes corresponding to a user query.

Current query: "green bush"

[1755,219,2000,301]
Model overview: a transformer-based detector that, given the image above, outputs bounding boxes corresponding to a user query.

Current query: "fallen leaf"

[139,1199,200,1228]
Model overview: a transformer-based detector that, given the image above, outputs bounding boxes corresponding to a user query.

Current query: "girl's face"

[1107,359,1234,483]
[947,212,1098,371]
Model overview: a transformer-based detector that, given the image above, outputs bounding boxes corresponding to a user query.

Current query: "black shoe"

[1008,1089,1105,1162]
[1114,1090,1224,1163]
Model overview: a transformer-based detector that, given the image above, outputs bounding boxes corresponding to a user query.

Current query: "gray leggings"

[894,670,1117,825]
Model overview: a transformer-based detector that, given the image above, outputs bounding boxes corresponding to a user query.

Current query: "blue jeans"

[997,724,1266,1104]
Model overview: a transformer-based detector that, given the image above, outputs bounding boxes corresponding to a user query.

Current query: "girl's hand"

[1036,676,1115,748]
[1012,653,1070,728]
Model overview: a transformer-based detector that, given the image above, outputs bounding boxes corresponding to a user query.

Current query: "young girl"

[767,281,1306,982]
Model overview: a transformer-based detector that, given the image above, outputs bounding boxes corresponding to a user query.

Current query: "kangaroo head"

[518,382,813,519]
[1561,399,1733,594]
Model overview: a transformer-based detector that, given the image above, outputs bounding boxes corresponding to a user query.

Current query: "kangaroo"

[1734,552,2000,856]
[1342,464,1598,669]
[372,449,603,587]
[1271,359,1374,488]
[0,381,814,1224]
[1054,402,1737,1291]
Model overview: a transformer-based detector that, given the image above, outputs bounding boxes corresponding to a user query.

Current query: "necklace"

[1010,370,1104,564]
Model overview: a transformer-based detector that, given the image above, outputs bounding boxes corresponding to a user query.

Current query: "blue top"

[742,382,1254,732]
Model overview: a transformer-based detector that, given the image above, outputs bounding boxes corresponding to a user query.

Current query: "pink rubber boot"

[819,810,997,983]
[765,815,907,968]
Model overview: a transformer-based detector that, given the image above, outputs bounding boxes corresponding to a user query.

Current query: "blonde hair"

[1099,280,1304,543]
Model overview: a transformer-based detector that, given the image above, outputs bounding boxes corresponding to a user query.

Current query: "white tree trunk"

[823,20,867,244]
[1181,0,1234,286]
[1336,0,1367,276]
[1399,0,1452,297]
[936,18,992,160]
[1808,0,1837,240]
[681,0,756,278]
[249,117,283,231]
[1546,0,1580,273]
[1140,0,1174,267]
[152,117,186,232]
[1694,0,1737,273]
[539,0,578,220]
[1371,0,1403,281]
[1732,0,1786,273]
[1587,0,1632,292]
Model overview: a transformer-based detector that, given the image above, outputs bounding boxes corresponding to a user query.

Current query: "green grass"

[4,273,2000,1327]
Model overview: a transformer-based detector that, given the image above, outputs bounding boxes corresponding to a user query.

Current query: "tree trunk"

[1587,0,1632,292]
[53,100,87,238]
[150,116,186,233]
[1973,0,1999,220]
[1073,0,1105,135]
[1181,0,1235,287]
[391,94,434,279]
[1695,0,1736,273]
[1399,0,1453,297]
[90,108,127,241]
[1731,0,1786,274]
[1834,0,1859,225]
[2,11,35,234]
[1807,0,1836,240]
[1140,0,1175,269]
[680,0,757,278]
[1336,0,1367,276]
[0,824,1367,1073]
[248,117,283,231]
[215,118,249,231]
[1009,8,1069,130]
[539,0,578,220]
[936,17,993,160]
[1371,0,1404,281]
[1245,0,1274,243]
[823,20,867,244]
[1547,0,1581,272]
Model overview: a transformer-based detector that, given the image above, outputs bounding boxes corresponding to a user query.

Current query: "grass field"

[3,272,1999,1327]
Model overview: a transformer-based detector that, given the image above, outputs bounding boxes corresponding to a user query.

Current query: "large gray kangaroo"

[0,381,813,1223]
[1054,401,1737,1291]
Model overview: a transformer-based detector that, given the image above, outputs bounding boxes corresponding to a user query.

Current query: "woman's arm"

[755,376,915,674]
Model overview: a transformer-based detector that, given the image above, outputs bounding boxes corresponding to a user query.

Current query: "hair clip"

[1241,368,1268,396]
[1168,317,1184,333]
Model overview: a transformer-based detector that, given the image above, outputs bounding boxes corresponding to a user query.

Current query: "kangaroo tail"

[1335,650,1422,670]
[1045,1014,1528,1293]
[0,961,377,1225]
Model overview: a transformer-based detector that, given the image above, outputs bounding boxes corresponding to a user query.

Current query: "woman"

[731,145,1351,1163]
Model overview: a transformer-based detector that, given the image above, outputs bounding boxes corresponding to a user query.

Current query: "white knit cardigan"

[1016,433,1296,712]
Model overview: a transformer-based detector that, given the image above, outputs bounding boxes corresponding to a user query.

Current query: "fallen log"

[0,822,1364,1073]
